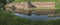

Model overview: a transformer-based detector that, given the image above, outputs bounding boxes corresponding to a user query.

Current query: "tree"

[0,0,14,10]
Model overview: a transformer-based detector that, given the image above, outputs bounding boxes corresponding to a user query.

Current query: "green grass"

[56,0,60,8]
[14,0,55,2]
[55,0,60,8]
[55,9,60,14]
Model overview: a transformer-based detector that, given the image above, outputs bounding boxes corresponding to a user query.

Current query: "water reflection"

[13,13,60,20]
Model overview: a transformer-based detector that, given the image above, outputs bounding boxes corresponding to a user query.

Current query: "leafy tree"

[0,0,14,10]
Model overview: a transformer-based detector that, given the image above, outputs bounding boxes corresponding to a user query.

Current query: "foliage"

[14,0,55,2]
[0,0,14,10]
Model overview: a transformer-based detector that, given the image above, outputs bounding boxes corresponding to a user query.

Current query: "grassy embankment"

[14,0,55,2]
[55,0,60,14]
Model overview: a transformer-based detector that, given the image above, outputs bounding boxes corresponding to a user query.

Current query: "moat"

[13,13,60,20]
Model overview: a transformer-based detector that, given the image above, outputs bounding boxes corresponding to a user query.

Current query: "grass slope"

[14,0,55,2]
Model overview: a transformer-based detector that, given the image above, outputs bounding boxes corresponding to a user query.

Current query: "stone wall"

[6,2,55,9]
[5,2,55,16]
[32,9,55,15]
